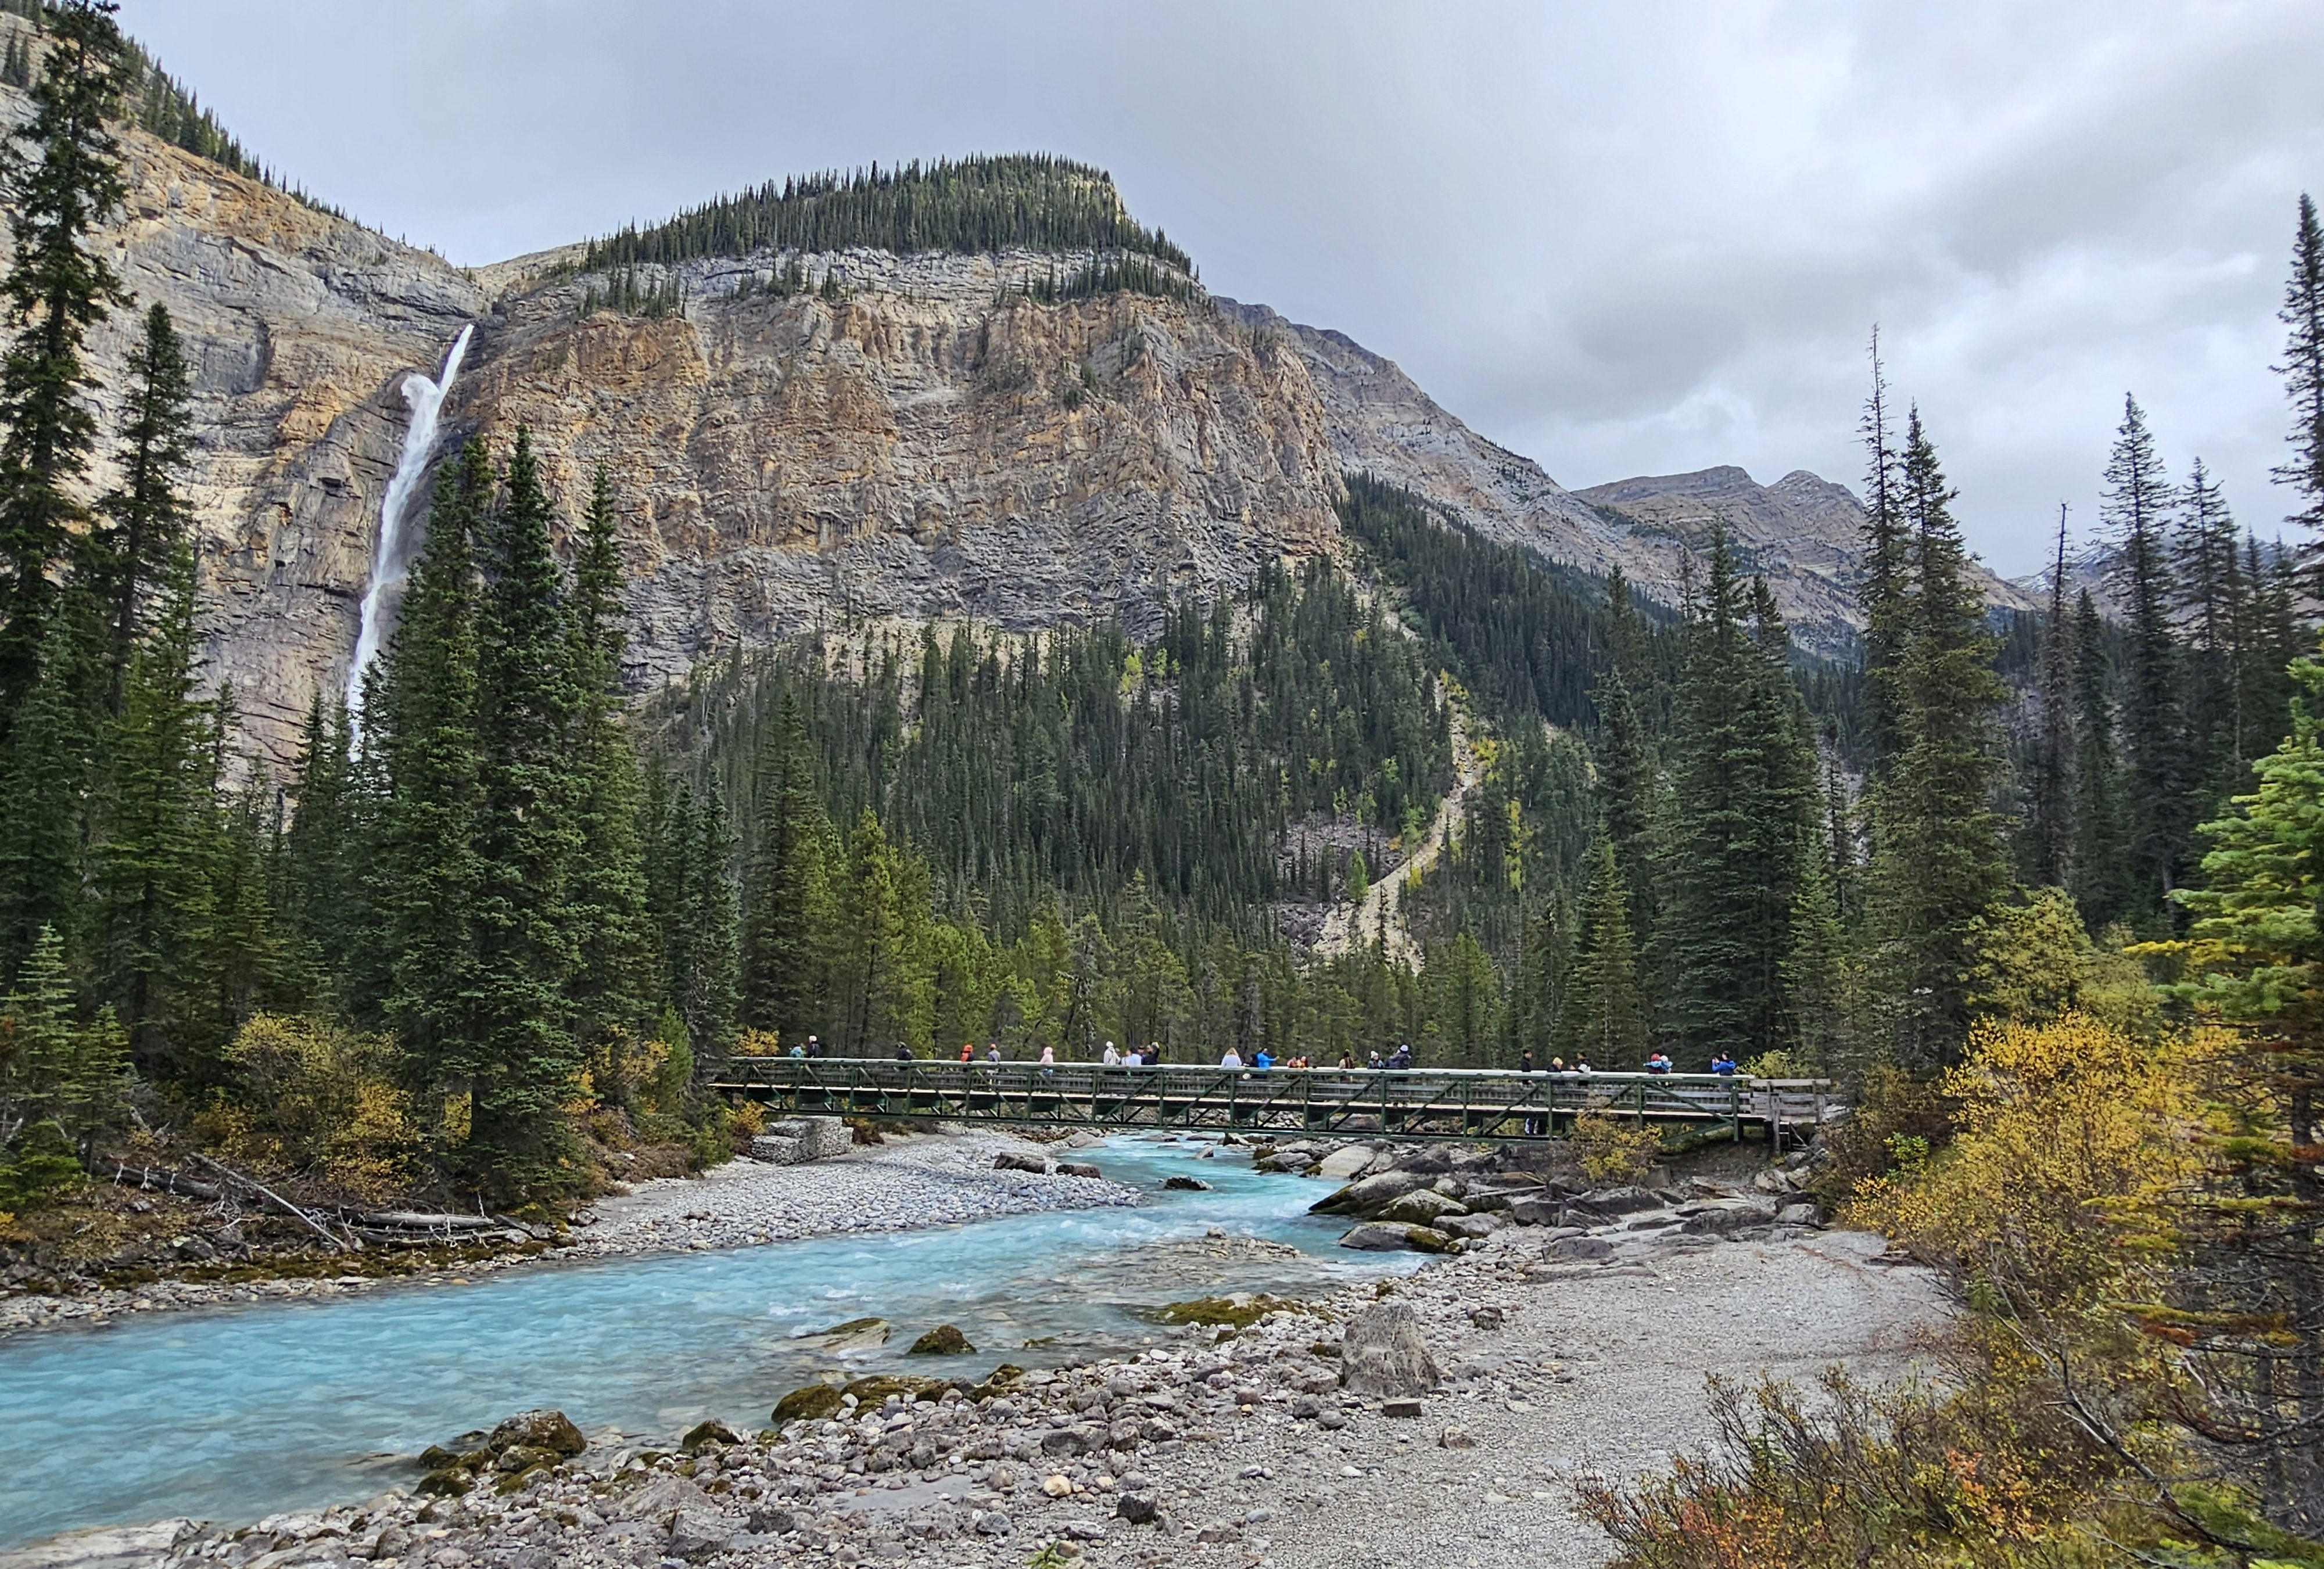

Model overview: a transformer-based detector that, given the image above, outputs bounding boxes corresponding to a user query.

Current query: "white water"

[345,325,474,720]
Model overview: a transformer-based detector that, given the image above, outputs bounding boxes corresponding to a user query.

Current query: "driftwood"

[105,1159,225,1202]
[352,1210,498,1231]
[185,1151,356,1252]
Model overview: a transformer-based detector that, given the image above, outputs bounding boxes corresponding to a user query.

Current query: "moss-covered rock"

[1153,1293,1299,1327]
[416,1467,473,1498]
[770,1384,845,1425]
[488,1409,586,1457]
[906,1324,975,1355]
[970,1363,1027,1400]
[840,1374,947,1405]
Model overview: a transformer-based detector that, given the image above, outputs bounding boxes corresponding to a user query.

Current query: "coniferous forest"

[13,1,2324,1550]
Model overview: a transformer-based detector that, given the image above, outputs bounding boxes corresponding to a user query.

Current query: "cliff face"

[61,120,1340,759]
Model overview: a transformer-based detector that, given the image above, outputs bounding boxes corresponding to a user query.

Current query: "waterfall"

[344,324,474,720]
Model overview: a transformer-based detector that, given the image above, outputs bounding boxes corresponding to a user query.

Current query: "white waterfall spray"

[345,324,474,720]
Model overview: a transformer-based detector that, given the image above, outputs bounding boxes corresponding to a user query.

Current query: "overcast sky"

[128,1,2323,576]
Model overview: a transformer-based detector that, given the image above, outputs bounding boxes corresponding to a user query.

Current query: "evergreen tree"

[1423,931,1499,1067]
[2105,393,2189,904]
[827,807,908,1053]
[1862,410,2010,1069]
[1594,568,1658,955]
[1657,533,1817,1064]
[0,0,128,722]
[87,541,212,1076]
[562,467,657,1075]
[0,922,125,1166]
[1859,332,1910,778]
[91,302,190,712]
[740,692,829,1042]
[2277,193,2324,579]
[672,789,739,1067]
[0,604,93,971]
[2024,508,2076,889]
[375,443,485,1098]
[2068,588,2135,928]
[279,692,363,1005]
[2176,458,2244,800]
[1556,839,1646,1066]
[463,428,584,1187]
[1781,853,1848,1075]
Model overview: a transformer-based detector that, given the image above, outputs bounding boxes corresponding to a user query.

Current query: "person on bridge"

[985,1043,1003,1063]
[805,1035,822,1058]
[1339,1051,1357,1069]
[959,1042,975,1063]
[1039,1044,1056,1069]
[1367,1049,1385,1071]
[1519,1049,1537,1073]
[1253,1048,1274,1071]
[1645,1051,1674,1074]
[1710,1051,1738,1076]
[1572,1054,1594,1074]
[1389,1043,1414,1071]
[1221,1046,1245,1069]
[1549,1056,1568,1073]
[894,1044,913,1062]
[788,1040,806,1059]
[1102,1041,1121,1067]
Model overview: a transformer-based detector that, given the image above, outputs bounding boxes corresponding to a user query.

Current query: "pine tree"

[2106,393,2189,904]
[1781,853,1848,1075]
[0,922,125,1167]
[91,303,190,712]
[1657,533,1817,1064]
[0,0,128,722]
[740,691,830,1041]
[0,598,96,971]
[1862,409,2010,1068]
[827,808,907,1053]
[562,467,657,1076]
[2176,457,2246,802]
[279,691,362,1005]
[1556,839,1646,1066]
[2277,193,2324,581]
[2024,507,2077,889]
[463,428,584,1188]
[375,443,485,1105]
[672,789,740,1069]
[88,541,213,1076]
[1594,569,1658,958]
[1859,332,1910,779]
[2068,588,2135,928]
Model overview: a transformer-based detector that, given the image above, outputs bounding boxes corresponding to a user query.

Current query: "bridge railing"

[710,1057,1835,1142]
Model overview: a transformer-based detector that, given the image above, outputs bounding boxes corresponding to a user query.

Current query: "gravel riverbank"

[0,1129,1136,1338]
[13,1211,1943,1569]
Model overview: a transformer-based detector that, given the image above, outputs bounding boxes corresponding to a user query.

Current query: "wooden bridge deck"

[711,1058,1837,1144]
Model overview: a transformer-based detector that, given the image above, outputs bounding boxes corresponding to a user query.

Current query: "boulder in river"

[1377,1190,1467,1226]
[1312,1145,1375,1181]
[1336,1222,1420,1251]
[1308,1169,1428,1216]
[1339,1303,1441,1398]
[907,1324,976,1355]
[993,1151,1048,1173]
[486,1409,586,1458]
[1163,1175,1212,1191]
[1056,1161,1103,1178]
[842,1373,948,1404]
[803,1315,891,1353]
[771,1383,844,1424]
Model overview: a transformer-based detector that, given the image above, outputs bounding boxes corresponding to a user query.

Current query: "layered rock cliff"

[26,66,2018,762]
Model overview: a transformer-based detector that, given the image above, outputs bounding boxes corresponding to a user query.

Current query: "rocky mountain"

[1220,298,2037,655]
[16,30,2025,760]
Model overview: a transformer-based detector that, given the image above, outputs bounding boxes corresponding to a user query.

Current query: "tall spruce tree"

[0,602,94,971]
[2278,193,2324,581]
[2176,457,2245,798]
[88,541,213,1076]
[741,690,830,1042]
[1594,568,1658,959]
[562,466,657,1076]
[1862,409,2010,1068]
[375,442,485,1101]
[0,0,128,723]
[1656,532,1817,1064]
[2106,393,2189,905]
[463,428,584,1187]
[2024,507,2076,889]
[91,303,191,712]
[1555,838,1646,1066]
[1859,332,1909,779]
[2068,587,2135,928]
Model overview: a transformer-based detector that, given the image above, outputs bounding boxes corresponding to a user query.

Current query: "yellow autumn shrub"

[1569,1109,1663,1185]
[200,1014,424,1204]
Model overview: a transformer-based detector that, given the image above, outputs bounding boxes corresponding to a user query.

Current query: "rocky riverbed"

[0,1130,1136,1338]
[12,1209,1941,1569]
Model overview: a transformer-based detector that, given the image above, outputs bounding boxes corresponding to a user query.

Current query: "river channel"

[0,1135,1410,1549]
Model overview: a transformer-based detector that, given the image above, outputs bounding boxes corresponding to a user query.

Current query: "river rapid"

[0,1135,1409,1549]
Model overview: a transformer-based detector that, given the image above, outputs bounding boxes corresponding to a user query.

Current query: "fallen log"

[185,1152,356,1253]
[352,1211,499,1233]
[103,1160,224,1202]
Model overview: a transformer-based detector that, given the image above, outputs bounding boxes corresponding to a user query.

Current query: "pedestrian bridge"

[711,1057,1838,1145]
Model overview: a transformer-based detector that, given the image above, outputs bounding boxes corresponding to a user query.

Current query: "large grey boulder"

[1309,1169,1429,1216]
[1339,1303,1440,1398]
[1378,1189,1468,1226]
[1571,1185,1663,1217]
[769,1116,853,1161]
[487,1409,586,1457]
[1680,1199,1781,1236]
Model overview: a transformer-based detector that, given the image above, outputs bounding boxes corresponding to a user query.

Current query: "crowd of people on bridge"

[773,1035,1758,1078]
